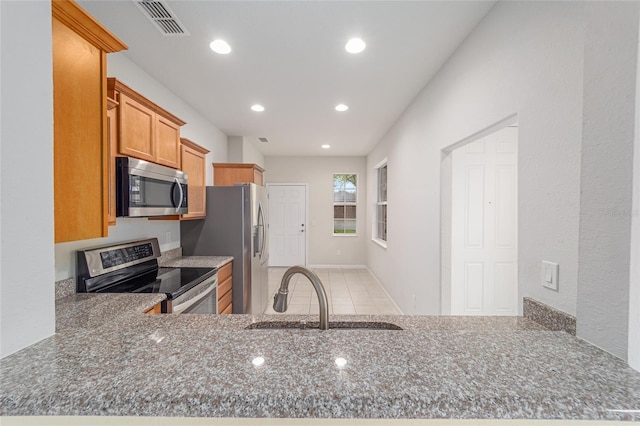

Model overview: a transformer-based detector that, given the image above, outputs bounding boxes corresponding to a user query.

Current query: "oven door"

[171,273,218,314]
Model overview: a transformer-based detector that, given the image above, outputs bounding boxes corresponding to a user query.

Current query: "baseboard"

[306,264,368,269]
[523,297,576,335]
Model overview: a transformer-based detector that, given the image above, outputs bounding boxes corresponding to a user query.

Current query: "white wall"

[54,54,229,280]
[367,2,585,316]
[628,17,640,372]
[265,156,367,266]
[576,2,639,360]
[227,136,243,163]
[1,1,55,358]
[55,219,181,281]
[227,136,266,171]
[239,138,265,170]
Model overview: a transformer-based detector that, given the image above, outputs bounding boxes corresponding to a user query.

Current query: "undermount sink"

[245,321,403,330]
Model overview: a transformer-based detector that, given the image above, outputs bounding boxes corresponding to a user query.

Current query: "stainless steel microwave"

[116,157,188,217]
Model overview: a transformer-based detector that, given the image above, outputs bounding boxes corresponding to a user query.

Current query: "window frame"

[332,172,358,237]
[373,159,388,248]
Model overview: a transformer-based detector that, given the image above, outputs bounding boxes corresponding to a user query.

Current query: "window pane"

[376,164,388,241]
[334,174,356,200]
[345,205,356,219]
[378,165,387,202]
[376,204,387,241]
[333,174,357,234]
[344,219,356,233]
[334,175,344,202]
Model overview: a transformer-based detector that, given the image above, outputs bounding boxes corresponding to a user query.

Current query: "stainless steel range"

[76,238,218,314]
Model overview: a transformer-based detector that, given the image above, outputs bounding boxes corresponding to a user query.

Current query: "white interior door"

[451,126,518,315]
[268,184,307,266]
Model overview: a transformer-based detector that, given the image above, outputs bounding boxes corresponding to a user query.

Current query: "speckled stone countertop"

[158,255,233,269]
[1,291,639,420]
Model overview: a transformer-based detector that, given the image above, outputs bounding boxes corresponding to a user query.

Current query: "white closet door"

[451,126,518,315]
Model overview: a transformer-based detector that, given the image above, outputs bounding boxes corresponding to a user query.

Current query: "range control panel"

[76,238,161,284]
[99,242,155,269]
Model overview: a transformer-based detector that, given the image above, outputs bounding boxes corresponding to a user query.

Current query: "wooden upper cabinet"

[213,163,265,186]
[107,78,186,169]
[180,138,209,220]
[106,97,119,226]
[52,0,127,243]
[156,116,181,169]
[118,93,155,162]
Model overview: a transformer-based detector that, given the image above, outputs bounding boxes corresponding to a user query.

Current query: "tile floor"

[263,267,402,315]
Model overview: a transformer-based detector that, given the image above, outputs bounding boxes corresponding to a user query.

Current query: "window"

[333,173,357,235]
[375,163,387,242]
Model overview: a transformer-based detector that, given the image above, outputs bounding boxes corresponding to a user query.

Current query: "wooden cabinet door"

[155,116,181,169]
[213,163,266,186]
[53,17,104,242]
[118,93,155,162]
[106,103,118,226]
[52,1,126,243]
[217,262,233,314]
[253,168,264,186]
[180,142,207,219]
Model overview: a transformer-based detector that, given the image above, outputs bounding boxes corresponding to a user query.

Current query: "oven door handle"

[172,276,217,314]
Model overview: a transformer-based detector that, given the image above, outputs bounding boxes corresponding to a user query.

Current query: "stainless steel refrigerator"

[180,183,269,314]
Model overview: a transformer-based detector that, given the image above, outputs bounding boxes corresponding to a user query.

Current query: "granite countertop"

[158,255,233,269]
[2,290,639,420]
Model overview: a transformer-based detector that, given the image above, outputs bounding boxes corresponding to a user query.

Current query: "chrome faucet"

[273,265,329,330]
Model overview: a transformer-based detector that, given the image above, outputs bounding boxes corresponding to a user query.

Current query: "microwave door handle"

[173,178,184,213]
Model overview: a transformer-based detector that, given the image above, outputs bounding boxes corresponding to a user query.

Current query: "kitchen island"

[1,286,639,420]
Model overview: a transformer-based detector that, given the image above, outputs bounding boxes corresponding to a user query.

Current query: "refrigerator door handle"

[257,203,266,258]
[253,226,259,257]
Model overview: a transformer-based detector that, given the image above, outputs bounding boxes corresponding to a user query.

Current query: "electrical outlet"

[412,294,416,308]
[165,231,172,244]
[336,249,341,256]
[542,261,559,291]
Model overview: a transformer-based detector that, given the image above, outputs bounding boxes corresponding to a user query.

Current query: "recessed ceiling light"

[252,356,265,367]
[251,104,265,112]
[209,39,231,54]
[321,144,331,149]
[345,38,366,54]
[335,104,349,112]
[335,357,347,368]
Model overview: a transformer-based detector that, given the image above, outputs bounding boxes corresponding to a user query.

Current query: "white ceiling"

[78,0,495,157]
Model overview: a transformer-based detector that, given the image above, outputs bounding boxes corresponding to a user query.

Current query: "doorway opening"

[441,115,519,315]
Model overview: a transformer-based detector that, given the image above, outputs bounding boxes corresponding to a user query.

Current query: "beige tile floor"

[263,267,401,315]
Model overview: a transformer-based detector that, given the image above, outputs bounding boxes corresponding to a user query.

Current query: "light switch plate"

[542,261,559,291]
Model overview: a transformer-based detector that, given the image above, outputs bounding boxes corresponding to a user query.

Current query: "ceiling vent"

[133,0,189,36]
[258,137,270,143]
